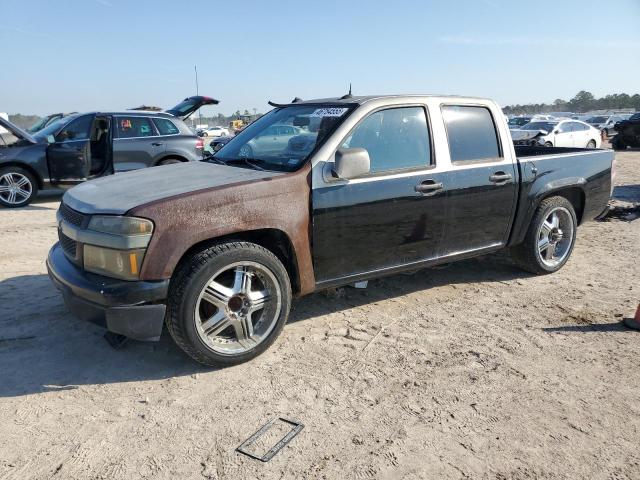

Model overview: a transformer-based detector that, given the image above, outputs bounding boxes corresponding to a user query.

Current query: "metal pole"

[194,65,202,127]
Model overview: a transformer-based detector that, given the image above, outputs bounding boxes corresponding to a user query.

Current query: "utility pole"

[194,65,202,127]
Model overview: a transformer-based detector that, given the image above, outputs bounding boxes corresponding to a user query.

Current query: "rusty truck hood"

[62,161,284,215]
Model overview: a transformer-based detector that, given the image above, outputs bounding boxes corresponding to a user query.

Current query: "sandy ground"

[0,149,639,480]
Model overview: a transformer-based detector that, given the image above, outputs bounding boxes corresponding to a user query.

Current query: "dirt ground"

[1,149,639,480]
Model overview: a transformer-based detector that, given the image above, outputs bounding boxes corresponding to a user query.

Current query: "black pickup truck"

[47,95,614,366]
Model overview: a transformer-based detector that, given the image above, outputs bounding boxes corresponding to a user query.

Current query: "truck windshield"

[213,105,354,172]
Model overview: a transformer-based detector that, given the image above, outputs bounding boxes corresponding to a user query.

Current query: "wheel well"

[177,229,301,294]
[543,187,585,224]
[155,155,187,166]
[0,162,44,189]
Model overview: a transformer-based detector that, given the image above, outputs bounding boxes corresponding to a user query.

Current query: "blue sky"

[1,0,639,116]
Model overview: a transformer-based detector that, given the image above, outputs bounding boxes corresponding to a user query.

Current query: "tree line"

[7,110,264,130]
[503,91,640,115]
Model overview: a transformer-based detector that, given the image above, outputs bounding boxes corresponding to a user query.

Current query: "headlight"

[84,245,147,280]
[88,216,153,235]
[83,216,154,280]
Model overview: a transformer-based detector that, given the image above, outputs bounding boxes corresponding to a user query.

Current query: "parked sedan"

[585,115,626,137]
[0,96,217,207]
[237,124,303,158]
[511,120,601,148]
[508,116,532,129]
[201,126,230,137]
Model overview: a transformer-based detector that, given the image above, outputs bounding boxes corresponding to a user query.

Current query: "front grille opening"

[59,203,88,228]
[59,231,77,258]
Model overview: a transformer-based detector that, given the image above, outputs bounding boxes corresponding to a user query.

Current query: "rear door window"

[442,105,500,163]
[116,117,157,139]
[153,118,180,136]
[341,106,431,173]
[557,122,573,133]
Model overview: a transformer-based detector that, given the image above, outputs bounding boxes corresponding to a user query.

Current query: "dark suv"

[612,113,640,150]
[0,96,217,207]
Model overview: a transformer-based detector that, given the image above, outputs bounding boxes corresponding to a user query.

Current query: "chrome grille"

[59,231,77,258]
[59,203,88,228]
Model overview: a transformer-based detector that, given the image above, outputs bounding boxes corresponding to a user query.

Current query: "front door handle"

[415,180,443,196]
[489,172,512,183]
[151,142,164,147]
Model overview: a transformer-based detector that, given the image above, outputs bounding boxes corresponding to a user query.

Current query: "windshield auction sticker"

[310,107,349,117]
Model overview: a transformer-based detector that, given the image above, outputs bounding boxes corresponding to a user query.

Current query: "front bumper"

[46,243,169,341]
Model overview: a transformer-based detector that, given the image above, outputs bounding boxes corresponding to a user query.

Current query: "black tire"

[586,140,596,149]
[166,241,292,366]
[0,166,38,208]
[612,137,627,151]
[544,142,553,147]
[511,196,577,275]
[158,158,183,166]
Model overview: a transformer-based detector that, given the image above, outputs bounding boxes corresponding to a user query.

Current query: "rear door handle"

[415,180,443,196]
[489,172,512,183]
[151,142,164,147]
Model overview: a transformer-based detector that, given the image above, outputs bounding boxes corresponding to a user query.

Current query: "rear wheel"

[158,158,183,166]
[0,167,38,208]
[511,196,577,275]
[239,144,253,158]
[166,241,292,366]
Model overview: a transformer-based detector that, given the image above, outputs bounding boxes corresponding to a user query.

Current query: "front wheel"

[544,141,553,147]
[166,241,292,366]
[0,167,38,208]
[511,196,577,275]
[586,140,596,149]
[612,137,627,151]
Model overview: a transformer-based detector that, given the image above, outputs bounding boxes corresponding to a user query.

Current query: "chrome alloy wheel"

[194,262,281,355]
[536,206,574,268]
[0,172,32,205]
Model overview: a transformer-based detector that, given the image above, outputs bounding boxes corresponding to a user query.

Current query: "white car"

[512,120,601,148]
[531,114,558,121]
[202,126,230,137]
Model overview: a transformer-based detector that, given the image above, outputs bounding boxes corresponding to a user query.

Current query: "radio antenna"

[340,83,353,100]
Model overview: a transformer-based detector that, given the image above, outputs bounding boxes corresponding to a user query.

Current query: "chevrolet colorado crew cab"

[46,95,614,366]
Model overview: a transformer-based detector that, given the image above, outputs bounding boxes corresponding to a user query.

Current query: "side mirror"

[553,130,559,135]
[46,135,55,144]
[332,148,370,179]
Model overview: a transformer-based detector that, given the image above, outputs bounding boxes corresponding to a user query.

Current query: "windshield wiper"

[223,158,266,171]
